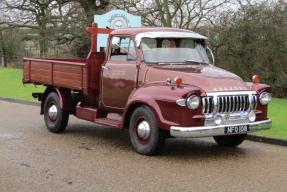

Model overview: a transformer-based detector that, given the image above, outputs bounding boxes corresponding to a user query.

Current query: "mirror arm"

[207,46,215,65]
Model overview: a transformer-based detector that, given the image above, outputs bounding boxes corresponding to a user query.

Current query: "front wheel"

[129,106,166,156]
[213,134,247,147]
[44,92,69,133]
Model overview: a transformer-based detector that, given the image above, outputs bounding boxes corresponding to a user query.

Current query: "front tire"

[213,134,246,147]
[44,92,69,133]
[129,106,166,156]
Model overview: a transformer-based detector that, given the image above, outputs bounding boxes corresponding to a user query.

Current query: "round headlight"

[259,92,271,105]
[186,95,200,110]
[248,111,256,122]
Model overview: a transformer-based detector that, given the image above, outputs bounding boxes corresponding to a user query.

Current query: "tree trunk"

[0,30,7,67]
[39,31,48,57]
[77,0,111,24]
[38,15,48,57]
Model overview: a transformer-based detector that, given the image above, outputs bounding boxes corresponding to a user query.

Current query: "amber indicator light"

[174,77,183,86]
[252,75,260,84]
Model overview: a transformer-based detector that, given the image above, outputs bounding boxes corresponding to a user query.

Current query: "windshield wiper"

[185,60,207,65]
[158,62,185,65]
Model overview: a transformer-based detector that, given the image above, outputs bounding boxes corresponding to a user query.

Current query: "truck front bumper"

[170,119,272,138]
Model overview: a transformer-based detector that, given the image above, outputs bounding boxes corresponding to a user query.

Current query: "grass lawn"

[0,68,44,102]
[0,67,286,139]
[254,98,287,139]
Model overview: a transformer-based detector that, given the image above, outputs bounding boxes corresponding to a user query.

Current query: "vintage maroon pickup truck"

[23,23,272,155]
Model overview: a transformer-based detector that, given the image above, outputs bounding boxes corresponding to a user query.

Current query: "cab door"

[101,36,138,109]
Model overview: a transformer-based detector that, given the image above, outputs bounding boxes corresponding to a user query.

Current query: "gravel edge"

[246,135,287,147]
[0,97,40,106]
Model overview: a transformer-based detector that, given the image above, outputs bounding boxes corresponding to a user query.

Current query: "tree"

[75,0,110,24]
[1,0,67,56]
[0,0,111,56]
[112,0,230,30]
[0,26,25,67]
[210,0,287,97]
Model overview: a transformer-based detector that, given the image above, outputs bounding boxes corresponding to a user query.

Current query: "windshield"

[141,38,210,64]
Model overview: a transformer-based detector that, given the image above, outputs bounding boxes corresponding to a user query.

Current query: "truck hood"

[145,64,251,92]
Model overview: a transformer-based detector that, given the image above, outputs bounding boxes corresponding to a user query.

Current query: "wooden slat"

[31,68,51,76]
[53,77,82,89]
[30,74,51,83]
[54,64,82,74]
[53,71,82,79]
[31,62,52,70]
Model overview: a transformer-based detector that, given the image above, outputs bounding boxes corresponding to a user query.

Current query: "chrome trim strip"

[227,96,230,112]
[239,96,243,111]
[206,91,256,97]
[254,95,257,110]
[213,96,218,113]
[223,97,227,112]
[235,96,238,112]
[232,96,236,112]
[243,95,246,110]
[248,95,252,110]
[176,99,187,107]
[228,96,232,112]
[202,97,206,114]
[170,119,271,138]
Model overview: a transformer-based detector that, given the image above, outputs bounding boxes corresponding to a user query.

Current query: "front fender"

[253,83,271,121]
[122,84,205,130]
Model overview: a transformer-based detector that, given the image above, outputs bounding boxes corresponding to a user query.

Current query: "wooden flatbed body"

[23,58,87,91]
[23,52,106,96]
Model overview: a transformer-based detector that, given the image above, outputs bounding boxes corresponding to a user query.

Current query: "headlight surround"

[186,95,200,110]
[259,92,271,105]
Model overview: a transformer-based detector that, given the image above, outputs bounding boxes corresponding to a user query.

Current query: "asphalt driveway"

[0,100,286,192]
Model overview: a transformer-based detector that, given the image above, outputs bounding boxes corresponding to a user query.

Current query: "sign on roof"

[94,10,141,51]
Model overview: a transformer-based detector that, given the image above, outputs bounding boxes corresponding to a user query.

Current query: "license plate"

[224,125,250,134]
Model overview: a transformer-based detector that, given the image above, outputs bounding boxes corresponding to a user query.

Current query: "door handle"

[102,66,111,70]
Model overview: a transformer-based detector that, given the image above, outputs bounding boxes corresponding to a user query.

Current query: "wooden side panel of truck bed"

[23,58,87,91]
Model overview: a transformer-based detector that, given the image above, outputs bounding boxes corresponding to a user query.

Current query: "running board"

[76,106,122,128]
[76,106,98,122]
[94,118,121,128]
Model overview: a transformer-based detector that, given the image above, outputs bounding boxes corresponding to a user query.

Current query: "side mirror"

[206,47,215,65]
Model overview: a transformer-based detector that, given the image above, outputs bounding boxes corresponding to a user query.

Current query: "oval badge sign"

[94,10,141,51]
[109,14,128,29]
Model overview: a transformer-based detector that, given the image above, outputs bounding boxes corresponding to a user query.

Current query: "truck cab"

[23,24,272,155]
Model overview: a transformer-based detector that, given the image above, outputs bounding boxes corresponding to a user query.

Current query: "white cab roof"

[135,31,207,46]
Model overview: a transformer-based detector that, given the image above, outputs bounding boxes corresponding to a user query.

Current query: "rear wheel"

[213,134,246,147]
[44,92,69,133]
[129,106,166,156]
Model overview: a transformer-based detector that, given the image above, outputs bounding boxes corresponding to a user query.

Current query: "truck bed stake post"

[86,23,98,53]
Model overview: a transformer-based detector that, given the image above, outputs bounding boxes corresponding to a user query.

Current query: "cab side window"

[110,36,137,61]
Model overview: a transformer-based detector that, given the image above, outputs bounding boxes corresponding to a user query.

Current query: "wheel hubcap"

[137,120,151,140]
[48,105,58,121]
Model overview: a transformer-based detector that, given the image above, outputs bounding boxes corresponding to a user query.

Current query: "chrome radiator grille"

[202,93,257,114]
